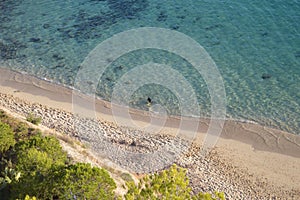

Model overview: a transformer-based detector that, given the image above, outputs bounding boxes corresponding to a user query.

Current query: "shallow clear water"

[0,0,299,134]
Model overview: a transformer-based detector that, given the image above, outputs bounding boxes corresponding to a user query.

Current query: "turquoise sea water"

[0,0,299,134]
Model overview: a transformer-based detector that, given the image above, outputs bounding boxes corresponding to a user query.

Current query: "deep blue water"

[0,0,299,134]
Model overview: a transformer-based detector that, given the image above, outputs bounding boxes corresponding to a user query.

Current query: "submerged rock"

[171,24,180,30]
[157,11,168,22]
[29,38,41,43]
[107,0,149,19]
[261,73,272,79]
[52,54,64,61]
[43,23,50,29]
[0,41,17,59]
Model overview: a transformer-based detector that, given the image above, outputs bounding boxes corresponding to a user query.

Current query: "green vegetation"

[55,163,116,199]
[125,164,225,200]
[0,122,15,153]
[0,110,225,200]
[11,135,69,199]
[26,113,42,125]
[121,172,135,182]
[24,195,37,200]
[0,110,116,200]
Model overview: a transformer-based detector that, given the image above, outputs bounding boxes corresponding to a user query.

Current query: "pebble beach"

[1,68,300,199]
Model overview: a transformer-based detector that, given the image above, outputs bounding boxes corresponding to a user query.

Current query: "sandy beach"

[0,67,300,199]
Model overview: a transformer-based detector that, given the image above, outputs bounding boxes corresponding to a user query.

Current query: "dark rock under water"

[261,73,272,79]
[58,0,148,41]
[0,42,17,59]
[29,38,41,43]
[0,40,26,60]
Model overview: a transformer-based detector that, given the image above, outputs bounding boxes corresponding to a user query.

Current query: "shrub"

[121,173,134,182]
[15,134,68,165]
[54,163,117,200]
[11,135,68,199]
[0,121,16,153]
[15,122,29,141]
[125,164,225,200]
[26,113,42,125]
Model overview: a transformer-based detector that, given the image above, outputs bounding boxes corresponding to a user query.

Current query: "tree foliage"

[10,135,68,199]
[16,134,68,166]
[24,195,37,200]
[0,121,16,153]
[0,110,117,200]
[54,163,116,200]
[125,164,225,200]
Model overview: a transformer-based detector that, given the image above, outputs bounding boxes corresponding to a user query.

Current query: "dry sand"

[0,67,299,199]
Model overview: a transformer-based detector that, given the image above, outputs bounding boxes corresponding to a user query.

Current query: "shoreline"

[0,67,265,125]
[0,67,299,157]
[1,67,300,198]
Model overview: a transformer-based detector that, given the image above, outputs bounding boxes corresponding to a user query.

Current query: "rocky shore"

[0,92,299,199]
